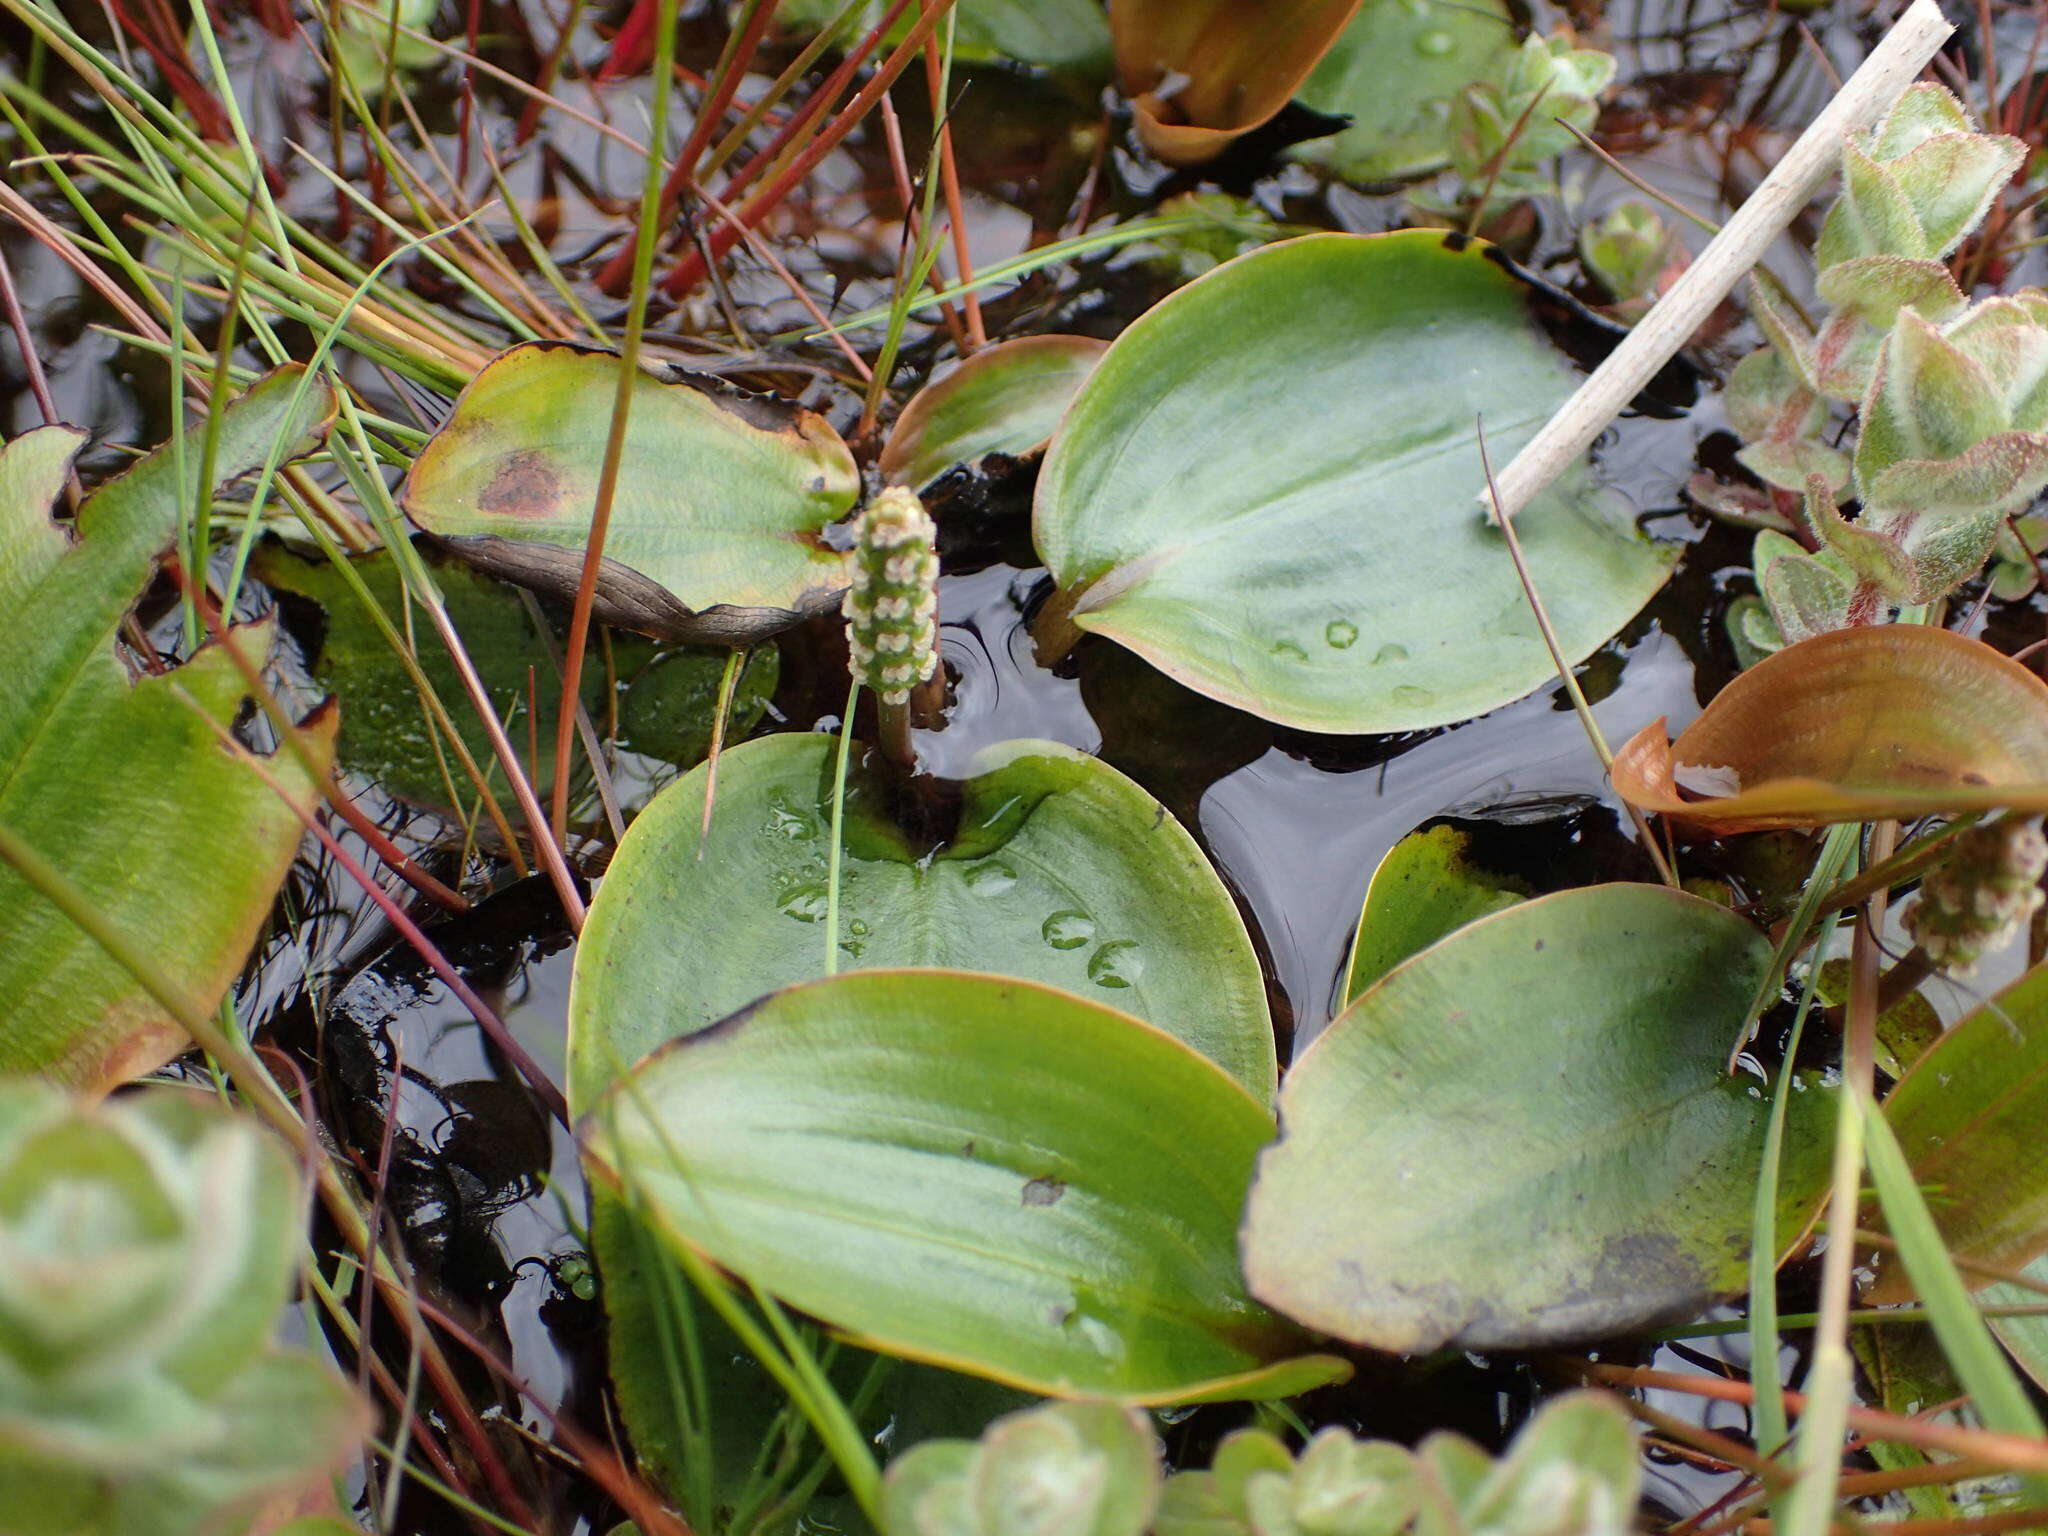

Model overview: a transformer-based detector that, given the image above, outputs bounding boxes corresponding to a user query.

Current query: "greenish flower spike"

[845,487,940,706]
[1904,816,2048,975]
[0,1084,364,1536]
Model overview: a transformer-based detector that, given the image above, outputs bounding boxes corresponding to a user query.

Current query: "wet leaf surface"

[1034,232,1675,734]
[582,968,1349,1403]
[1242,884,1834,1352]
[569,732,1276,1105]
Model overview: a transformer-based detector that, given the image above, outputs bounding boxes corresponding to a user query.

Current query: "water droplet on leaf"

[1087,941,1143,988]
[963,861,1017,895]
[1373,643,1409,665]
[1325,620,1359,649]
[777,883,829,922]
[1042,911,1094,949]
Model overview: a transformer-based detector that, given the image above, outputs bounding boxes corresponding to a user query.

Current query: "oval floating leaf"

[569,733,1275,1105]
[1110,0,1363,165]
[581,969,1348,1403]
[1292,0,1516,183]
[0,371,338,1089]
[1242,884,1835,1352]
[882,336,1108,490]
[773,0,1113,72]
[1613,625,2048,831]
[1034,232,1675,734]
[1869,957,2048,1305]
[400,342,858,643]
[1345,823,1530,1000]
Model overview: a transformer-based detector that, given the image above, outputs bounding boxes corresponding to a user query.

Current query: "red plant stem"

[1575,1363,2048,1473]
[405,1290,695,1535]
[421,599,588,930]
[596,0,660,81]
[187,704,572,1129]
[322,786,470,912]
[593,0,788,293]
[457,0,480,185]
[660,0,956,299]
[918,0,983,349]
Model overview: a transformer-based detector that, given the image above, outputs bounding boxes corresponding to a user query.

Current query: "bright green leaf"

[581,969,1349,1403]
[1033,232,1674,734]
[1345,824,1529,1000]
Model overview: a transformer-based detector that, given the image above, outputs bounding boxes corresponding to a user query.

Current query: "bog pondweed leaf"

[567,732,1275,1106]
[881,335,1108,491]
[401,342,858,644]
[1345,823,1530,1000]
[1033,232,1675,734]
[0,370,338,1089]
[1109,0,1364,165]
[1613,625,2048,830]
[1869,957,2048,1305]
[581,969,1348,1404]
[0,1083,365,1533]
[256,545,773,817]
[1289,0,1515,183]
[1242,885,1834,1352]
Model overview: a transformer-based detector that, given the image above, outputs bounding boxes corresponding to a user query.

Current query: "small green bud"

[1904,816,2048,974]
[845,487,940,707]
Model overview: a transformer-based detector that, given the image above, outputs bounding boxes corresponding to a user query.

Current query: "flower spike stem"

[1480,0,1954,524]
[846,487,941,777]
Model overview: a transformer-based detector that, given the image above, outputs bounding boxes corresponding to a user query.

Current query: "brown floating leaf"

[1612,625,2048,831]
[1109,0,1363,166]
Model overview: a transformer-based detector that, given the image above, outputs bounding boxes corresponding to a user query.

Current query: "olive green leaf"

[1243,885,1834,1352]
[0,370,338,1089]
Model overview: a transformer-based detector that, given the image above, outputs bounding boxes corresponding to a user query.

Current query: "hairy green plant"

[1428,33,1614,217]
[1720,85,2034,649]
[878,1391,1642,1536]
[0,1084,365,1536]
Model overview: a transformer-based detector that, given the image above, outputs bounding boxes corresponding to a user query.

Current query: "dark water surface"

[8,0,2043,1527]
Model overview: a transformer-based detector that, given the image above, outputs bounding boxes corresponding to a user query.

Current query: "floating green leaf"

[401,342,858,644]
[1242,885,1834,1352]
[1345,824,1530,1000]
[882,336,1108,491]
[581,969,1348,1403]
[568,732,1274,1105]
[1870,958,2048,1305]
[0,371,338,1090]
[1291,0,1515,183]
[1033,232,1675,734]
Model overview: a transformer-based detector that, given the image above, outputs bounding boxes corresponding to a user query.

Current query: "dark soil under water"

[7,0,2048,1528]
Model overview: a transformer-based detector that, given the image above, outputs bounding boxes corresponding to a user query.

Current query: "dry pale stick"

[1481,0,1955,523]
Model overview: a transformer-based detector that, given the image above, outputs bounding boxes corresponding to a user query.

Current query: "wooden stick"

[1481,0,1954,523]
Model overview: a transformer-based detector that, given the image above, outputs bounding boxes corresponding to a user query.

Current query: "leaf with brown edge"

[1110,0,1363,167]
[1612,626,2048,832]
[401,342,858,645]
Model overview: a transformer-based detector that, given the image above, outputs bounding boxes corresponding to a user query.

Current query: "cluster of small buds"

[1904,816,2048,974]
[844,487,939,706]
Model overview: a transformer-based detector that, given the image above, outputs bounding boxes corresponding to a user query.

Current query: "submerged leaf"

[1612,626,2048,831]
[1034,232,1674,734]
[0,371,338,1089]
[581,969,1349,1403]
[1242,885,1833,1352]
[401,342,858,644]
